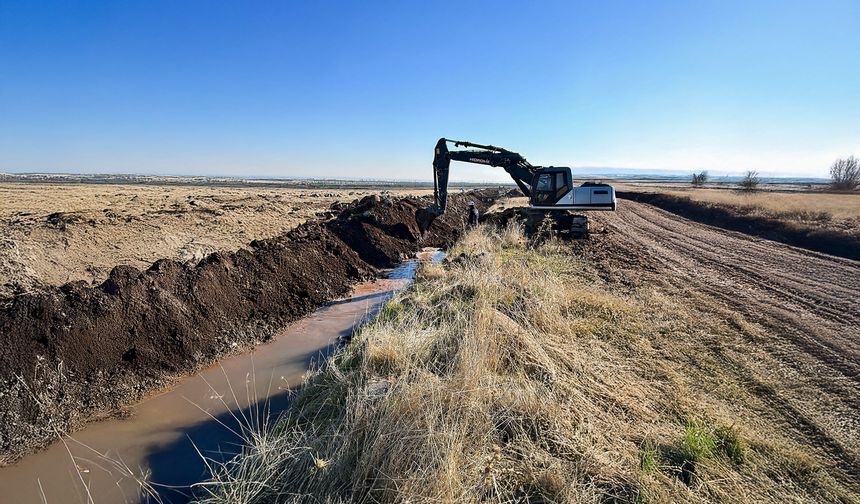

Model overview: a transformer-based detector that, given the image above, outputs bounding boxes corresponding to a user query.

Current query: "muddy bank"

[0,191,496,464]
[617,191,860,260]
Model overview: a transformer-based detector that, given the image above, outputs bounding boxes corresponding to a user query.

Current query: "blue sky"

[1,1,857,180]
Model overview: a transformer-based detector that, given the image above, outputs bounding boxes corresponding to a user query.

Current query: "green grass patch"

[680,419,747,466]
[639,440,660,473]
[715,425,746,465]
[681,419,717,462]
[377,299,406,323]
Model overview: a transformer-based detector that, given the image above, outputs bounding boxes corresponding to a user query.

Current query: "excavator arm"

[431,138,535,213]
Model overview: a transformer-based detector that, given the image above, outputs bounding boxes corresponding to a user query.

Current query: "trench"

[0,249,443,504]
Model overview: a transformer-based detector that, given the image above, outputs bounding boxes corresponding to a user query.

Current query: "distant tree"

[739,170,760,191]
[830,156,860,190]
[691,171,709,187]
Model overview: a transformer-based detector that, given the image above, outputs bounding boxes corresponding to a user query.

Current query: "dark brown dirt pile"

[0,190,497,464]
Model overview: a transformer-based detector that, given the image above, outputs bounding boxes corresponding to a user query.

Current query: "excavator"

[417,138,616,236]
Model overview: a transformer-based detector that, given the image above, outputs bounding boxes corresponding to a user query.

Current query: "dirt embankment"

[618,191,860,260]
[0,191,496,464]
[0,183,430,299]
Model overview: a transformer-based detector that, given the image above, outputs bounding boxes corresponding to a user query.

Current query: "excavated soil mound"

[0,190,496,463]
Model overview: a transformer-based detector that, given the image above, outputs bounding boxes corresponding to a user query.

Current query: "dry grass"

[623,185,860,223]
[190,224,859,503]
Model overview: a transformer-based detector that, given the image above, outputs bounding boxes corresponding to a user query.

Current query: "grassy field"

[652,188,860,221]
[616,184,860,228]
[190,224,858,503]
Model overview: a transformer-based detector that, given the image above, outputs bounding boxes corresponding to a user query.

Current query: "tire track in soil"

[598,202,860,371]
[590,200,860,486]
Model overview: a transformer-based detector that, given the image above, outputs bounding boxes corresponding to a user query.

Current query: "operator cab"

[530,168,572,206]
[529,167,616,211]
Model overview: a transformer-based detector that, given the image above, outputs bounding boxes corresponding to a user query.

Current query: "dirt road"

[591,200,860,482]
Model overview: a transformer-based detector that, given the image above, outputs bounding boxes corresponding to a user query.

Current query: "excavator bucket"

[432,138,450,212]
[416,206,440,234]
[416,138,451,234]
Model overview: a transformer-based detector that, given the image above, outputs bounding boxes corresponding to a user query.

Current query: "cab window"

[533,173,554,204]
[555,172,569,199]
[536,174,552,192]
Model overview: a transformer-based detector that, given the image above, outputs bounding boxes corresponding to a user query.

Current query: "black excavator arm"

[417,137,540,232]
[430,138,536,212]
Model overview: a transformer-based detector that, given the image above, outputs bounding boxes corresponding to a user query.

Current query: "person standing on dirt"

[467,201,480,227]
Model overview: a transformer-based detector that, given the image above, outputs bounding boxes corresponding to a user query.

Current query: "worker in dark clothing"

[467,200,480,227]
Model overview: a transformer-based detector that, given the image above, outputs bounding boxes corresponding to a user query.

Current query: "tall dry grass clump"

[191,224,858,504]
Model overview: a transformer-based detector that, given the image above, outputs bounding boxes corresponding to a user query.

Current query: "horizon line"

[0,170,832,184]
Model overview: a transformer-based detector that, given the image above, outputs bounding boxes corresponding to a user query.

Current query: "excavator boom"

[431,138,534,213]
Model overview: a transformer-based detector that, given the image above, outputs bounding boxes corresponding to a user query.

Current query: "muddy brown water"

[0,250,442,504]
